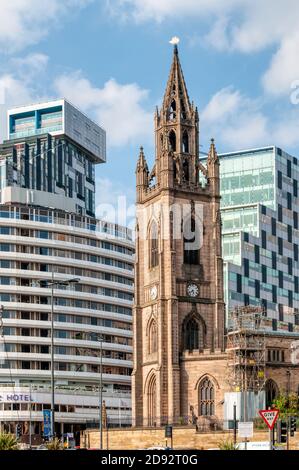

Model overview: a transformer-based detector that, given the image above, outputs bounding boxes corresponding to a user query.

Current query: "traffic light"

[277,420,288,444]
[16,423,22,439]
[289,416,297,437]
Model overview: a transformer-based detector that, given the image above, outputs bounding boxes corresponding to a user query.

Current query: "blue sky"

[1,0,299,212]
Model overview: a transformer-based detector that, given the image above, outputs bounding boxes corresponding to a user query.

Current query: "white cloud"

[262,32,299,96]
[0,0,91,53]
[0,74,38,142]
[109,0,299,96]
[0,53,50,142]
[54,72,153,146]
[107,0,241,23]
[10,53,49,81]
[202,87,243,123]
[201,87,268,149]
[201,86,299,151]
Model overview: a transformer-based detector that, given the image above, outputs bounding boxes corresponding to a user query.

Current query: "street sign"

[238,422,254,439]
[259,409,279,430]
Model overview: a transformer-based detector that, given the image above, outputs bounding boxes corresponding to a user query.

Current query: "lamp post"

[98,335,103,450]
[47,273,80,440]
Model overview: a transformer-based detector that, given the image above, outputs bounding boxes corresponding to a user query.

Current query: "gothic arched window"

[181,101,187,120]
[265,379,279,408]
[182,131,189,153]
[169,100,176,120]
[147,374,157,427]
[183,315,205,351]
[184,216,199,265]
[184,318,199,350]
[169,130,176,152]
[199,377,215,416]
[148,319,157,354]
[183,160,189,181]
[149,221,159,268]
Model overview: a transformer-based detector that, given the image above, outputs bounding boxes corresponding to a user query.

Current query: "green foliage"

[272,393,299,418]
[0,434,18,451]
[218,439,238,450]
[46,438,63,450]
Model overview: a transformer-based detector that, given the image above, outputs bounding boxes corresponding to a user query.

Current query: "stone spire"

[136,146,149,201]
[207,138,220,195]
[160,44,193,124]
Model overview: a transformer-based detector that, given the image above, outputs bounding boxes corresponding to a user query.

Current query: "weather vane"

[169,36,180,46]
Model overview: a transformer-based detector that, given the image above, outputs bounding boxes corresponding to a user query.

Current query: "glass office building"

[0,101,134,441]
[217,146,299,330]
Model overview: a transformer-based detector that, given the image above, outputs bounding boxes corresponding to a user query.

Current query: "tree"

[0,434,18,451]
[272,393,299,417]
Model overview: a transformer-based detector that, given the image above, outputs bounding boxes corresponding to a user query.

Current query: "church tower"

[132,45,225,427]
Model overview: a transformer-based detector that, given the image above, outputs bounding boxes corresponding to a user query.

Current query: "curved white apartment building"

[0,206,134,439]
[0,100,134,443]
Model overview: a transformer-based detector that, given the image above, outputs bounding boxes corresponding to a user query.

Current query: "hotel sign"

[0,393,32,403]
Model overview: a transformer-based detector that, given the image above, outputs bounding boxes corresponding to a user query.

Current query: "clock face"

[150,285,158,301]
[187,283,199,298]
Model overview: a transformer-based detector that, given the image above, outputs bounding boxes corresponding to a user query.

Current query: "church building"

[132,45,299,427]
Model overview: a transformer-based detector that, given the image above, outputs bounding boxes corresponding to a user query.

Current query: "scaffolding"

[226,305,266,394]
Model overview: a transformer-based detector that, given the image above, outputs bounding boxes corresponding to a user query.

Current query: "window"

[288,257,293,275]
[255,280,260,299]
[182,131,189,153]
[287,160,292,178]
[147,374,157,427]
[169,130,176,152]
[294,244,298,262]
[184,217,199,265]
[183,160,189,182]
[278,204,283,222]
[0,244,11,252]
[288,225,292,243]
[149,221,158,269]
[236,274,242,293]
[278,271,283,288]
[278,237,283,256]
[261,230,267,249]
[199,377,215,416]
[244,258,249,277]
[271,218,276,236]
[287,192,292,210]
[169,100,176,120]
[294,211,298,229]
[148,319,157,354]
[278,304,284,321]
[294,179,298,197]
[262,265,267,283]
[38,231,49,239]
[254,245,260,264]
[277,170,282,189]
[183,315,204,351]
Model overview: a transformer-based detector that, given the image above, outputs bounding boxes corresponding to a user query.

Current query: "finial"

[169,36,180,54]
[211,138,215,144]
[140,146,144,153]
